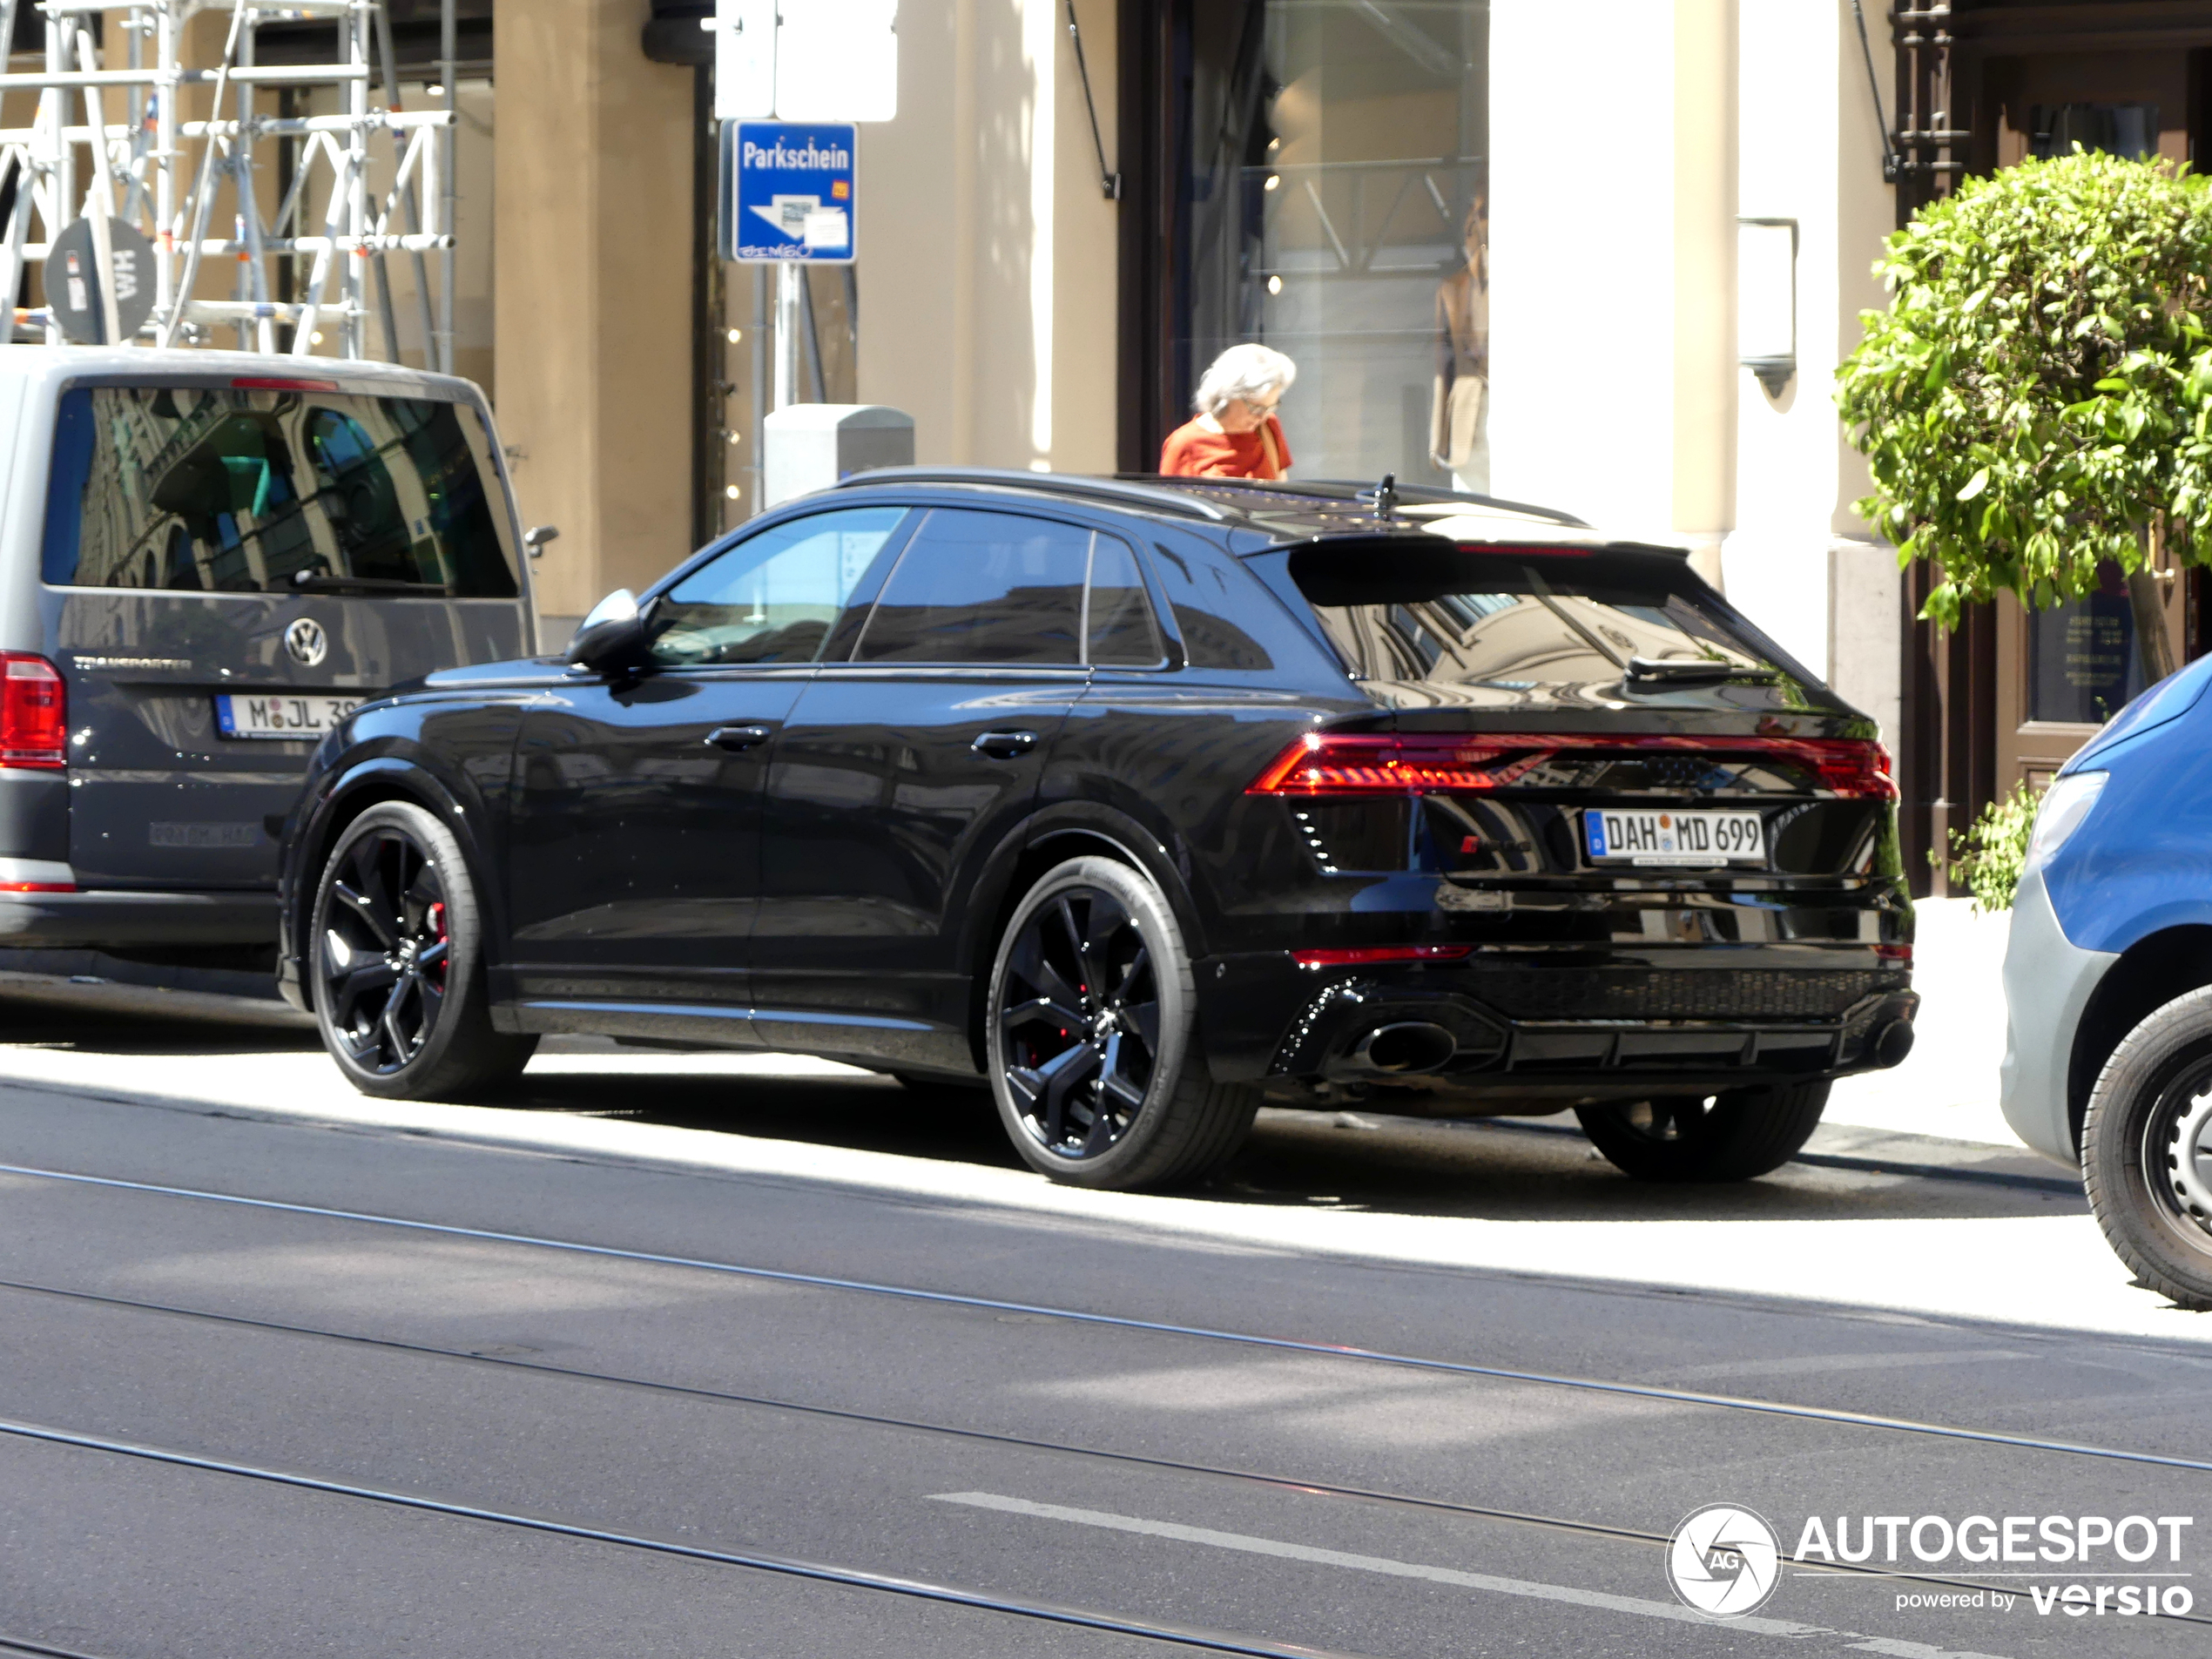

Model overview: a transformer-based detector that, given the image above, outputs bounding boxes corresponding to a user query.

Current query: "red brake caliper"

[426,901,447,986]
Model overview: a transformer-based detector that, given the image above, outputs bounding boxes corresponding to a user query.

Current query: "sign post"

[725,121,857,412]
[714,0,897,508]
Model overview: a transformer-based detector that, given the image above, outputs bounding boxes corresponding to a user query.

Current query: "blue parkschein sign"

[724,120,857,264]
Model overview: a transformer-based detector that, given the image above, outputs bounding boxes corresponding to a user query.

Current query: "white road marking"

[931,1491,1823,1636]
[928,1493,2020,1658]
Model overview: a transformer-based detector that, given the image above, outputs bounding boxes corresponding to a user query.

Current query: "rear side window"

[1084,536,1164,666]
[40,385,519,597]
[856,508,1089,664]
[1143,540,1279,672]
[651,506,907,665]
[1285,543,1802,695]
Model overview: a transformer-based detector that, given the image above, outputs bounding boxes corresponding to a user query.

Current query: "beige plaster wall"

[856,0,1118,471]
[1671,0,1738,570]
[1489,0,1736,578]
[494,0,695,621]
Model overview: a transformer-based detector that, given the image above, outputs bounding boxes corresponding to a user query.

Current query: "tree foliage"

[1939,780,2037,913]
[1837,151,2212,634]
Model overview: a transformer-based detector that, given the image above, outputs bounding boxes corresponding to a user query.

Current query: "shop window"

[2026,563,2147,727]
[1171,0,1487,489]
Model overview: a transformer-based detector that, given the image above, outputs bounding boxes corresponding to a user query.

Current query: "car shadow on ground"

[512,1058,2082,1226]
[0,999,2080,1226]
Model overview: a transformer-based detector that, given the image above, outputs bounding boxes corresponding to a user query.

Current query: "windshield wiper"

[1625,655,1777,685]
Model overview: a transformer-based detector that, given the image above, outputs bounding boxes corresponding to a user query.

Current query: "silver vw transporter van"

[0,348,535,961]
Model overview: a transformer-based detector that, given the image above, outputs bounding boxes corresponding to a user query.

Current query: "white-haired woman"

[1158,343,1298,480]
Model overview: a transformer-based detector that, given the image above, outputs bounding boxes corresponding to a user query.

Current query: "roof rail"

[833,467,1231,522]
[1181,474,1594,529]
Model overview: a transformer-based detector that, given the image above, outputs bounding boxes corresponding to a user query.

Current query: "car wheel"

[986,855,1258,1190]
[1574,1082,1830,1182]
[2081,988,2212,1311]
[311,800,537,1100]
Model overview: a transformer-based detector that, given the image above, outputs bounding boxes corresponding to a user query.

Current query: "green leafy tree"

[1939,780,2037,913]
[1837,150,2212,679]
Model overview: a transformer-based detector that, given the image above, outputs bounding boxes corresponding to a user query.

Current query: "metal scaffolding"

[0,0,456,366]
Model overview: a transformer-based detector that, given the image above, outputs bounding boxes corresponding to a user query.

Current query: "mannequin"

[1430,191,1488,494]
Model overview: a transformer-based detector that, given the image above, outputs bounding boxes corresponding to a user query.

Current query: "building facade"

[70,1,2209,897]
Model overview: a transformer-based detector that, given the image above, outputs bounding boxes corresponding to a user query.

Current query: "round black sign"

[47,217,158,345]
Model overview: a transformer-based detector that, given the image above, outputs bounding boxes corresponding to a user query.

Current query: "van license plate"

[215,693,363,740]
[1583,809,1764,867]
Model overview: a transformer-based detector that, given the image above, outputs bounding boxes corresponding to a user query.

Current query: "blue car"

[2002,653,2212,1308]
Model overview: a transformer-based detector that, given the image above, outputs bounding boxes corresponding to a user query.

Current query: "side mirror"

[566,588,651,672]
[523,524,559,559]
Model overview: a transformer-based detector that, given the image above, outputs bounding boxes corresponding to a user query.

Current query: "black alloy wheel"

[986,855,1258,1190]
[1575,1082,1830,1182]
[310,800,536,1100]
[998,884,1161,1161]
[2083,988,2212,1310]
[319,825,449,1074]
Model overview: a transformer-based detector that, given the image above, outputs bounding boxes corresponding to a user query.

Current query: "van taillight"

[0,654,65,769]
[1246,731,1898,799]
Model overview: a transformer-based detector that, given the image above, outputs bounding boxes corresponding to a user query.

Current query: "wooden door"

[1995,545,2188,799]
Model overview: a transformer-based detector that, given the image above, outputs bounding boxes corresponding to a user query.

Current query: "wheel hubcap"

[2148,1082,2212,1244]
[997,887,1160,1160]
[318,830,449,1075]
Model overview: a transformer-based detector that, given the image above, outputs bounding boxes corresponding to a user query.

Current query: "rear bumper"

[1200,948,1918,1099]
[0,888,280,948]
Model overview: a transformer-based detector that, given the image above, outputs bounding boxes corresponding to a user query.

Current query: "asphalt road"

[1,1002,2207,1659]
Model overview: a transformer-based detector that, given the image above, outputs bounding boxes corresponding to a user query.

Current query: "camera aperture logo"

[1668,1504,1782,1618]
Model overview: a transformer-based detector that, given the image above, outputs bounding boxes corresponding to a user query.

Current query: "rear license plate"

[1583,808,1764,867]
[215,692,364,740]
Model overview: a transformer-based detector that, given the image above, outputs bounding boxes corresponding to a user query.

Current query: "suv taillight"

[1248,732,1542,795]
[0,653,65,769]
[1246,732,1898,800]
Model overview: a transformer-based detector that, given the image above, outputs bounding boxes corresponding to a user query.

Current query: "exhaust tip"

[1354,1022,1458,1076]
[1874,1018,1915,1069]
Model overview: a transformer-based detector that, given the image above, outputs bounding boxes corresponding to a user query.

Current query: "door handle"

[971,729,1039,759]
[705,724,775,752]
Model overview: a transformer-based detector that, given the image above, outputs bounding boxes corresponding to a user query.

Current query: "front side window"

[40,386,519,597]
[856,509,1089,664]
[650,506,908,666]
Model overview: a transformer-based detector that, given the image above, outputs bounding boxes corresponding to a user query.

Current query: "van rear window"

[1281,543,1804,698]
[40,385,519,597]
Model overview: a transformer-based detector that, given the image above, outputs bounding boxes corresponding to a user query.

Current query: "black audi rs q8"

[276,471,1916,1190]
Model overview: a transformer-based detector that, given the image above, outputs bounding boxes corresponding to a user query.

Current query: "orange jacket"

[1157,414,1291,480]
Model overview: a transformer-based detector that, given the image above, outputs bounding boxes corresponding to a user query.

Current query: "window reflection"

[1177,0,1487,487]
[41,386,517,597]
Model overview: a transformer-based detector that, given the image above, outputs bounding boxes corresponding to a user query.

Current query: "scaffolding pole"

[0,0,455,360]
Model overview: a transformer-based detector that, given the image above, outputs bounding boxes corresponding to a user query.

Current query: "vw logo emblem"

[1666,1504,1781,1618]
[284,617,328,668]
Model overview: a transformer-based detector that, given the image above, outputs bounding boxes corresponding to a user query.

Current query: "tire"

[309,800,537,1100]
[2081,988,2212,1312]
[985,855,1258,1190]
[1575,1082,1830,1183]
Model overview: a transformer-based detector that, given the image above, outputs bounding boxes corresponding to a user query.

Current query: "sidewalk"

[1826,896,2019,1150]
